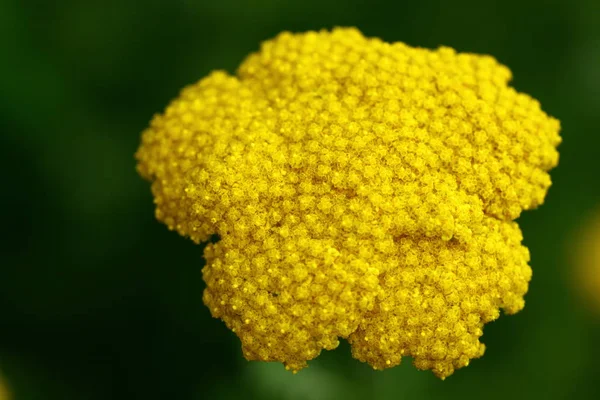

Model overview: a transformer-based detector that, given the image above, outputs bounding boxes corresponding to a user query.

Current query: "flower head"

[0,372,10,400]
[136,28,560,378]
[574,209,600,315]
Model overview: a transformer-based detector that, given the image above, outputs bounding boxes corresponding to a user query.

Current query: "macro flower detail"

[136,28,561,378]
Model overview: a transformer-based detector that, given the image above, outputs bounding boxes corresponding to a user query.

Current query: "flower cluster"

[136,28,560,378]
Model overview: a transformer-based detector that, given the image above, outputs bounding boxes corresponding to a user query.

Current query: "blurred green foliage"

[0,0,599,399]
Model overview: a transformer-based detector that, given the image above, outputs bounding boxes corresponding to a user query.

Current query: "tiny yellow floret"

[136,28,560,378]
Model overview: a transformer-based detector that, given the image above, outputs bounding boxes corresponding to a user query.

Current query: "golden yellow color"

[136,28,561,378]
[574,210,600,315]
[0,372,10,400]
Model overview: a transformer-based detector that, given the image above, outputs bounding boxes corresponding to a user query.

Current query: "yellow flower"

[0,372,10,400]
[574,209,600,315]
[136,27,560,378]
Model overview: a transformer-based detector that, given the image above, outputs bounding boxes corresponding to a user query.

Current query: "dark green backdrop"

[1,0,599,399]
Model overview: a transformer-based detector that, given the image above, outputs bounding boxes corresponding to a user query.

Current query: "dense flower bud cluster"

[136,28,560,378]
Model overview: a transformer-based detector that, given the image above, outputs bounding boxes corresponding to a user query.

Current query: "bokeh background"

[1,0,599,398]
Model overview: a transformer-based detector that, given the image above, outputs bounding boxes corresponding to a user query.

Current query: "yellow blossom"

[574,209,600,315]
[0,372,9,400]
[136,27,560,378]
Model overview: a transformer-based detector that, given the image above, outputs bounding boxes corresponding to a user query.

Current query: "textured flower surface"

[136,28,560,378]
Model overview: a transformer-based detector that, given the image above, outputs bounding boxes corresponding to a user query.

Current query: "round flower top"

[136,27,561,378]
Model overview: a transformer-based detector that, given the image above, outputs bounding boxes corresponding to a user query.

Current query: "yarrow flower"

[574,210,600,315]
[0,372,9,400]
[136,28,561,378]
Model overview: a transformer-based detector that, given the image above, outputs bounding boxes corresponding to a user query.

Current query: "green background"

[1,0,599,398]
